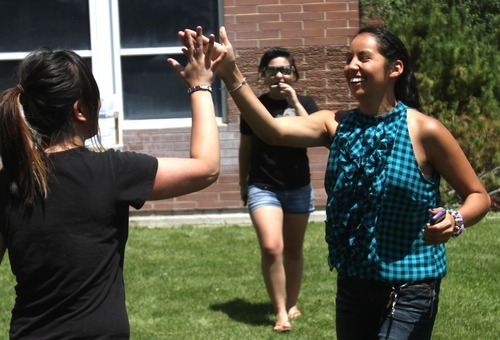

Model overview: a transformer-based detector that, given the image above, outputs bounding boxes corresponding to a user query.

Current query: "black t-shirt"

[0,147,158,339]
[240,93,318,189]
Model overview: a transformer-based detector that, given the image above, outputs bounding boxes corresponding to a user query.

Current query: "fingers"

[189,45,196,64]
[169,26,229,84]
[271,83,289,91]
[169,27,208,86]
[428,207,444,215]
[177,28,197,47]
[219,26,228,45]
[193,26,204,62]
[211,50,227,72]
[186,26,205,63]
[422,216,454,244]
[205,34,215,65]
[167,58,183,73]
[178,27,211,49]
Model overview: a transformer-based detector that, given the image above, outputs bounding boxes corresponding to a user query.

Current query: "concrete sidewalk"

[130,209,327,228]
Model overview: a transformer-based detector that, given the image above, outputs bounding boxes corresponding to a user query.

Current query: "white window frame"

[89,0,226,147]
[0,0,225,148]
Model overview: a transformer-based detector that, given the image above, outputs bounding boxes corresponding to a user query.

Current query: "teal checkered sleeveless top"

[324,103,447,282]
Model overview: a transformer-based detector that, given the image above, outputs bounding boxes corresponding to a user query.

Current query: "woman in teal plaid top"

[183,25,491,338]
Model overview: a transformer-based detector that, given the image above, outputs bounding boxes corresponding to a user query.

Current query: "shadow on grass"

[210,298,274,326]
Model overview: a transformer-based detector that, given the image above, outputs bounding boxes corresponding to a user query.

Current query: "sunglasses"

[265,65,293,76]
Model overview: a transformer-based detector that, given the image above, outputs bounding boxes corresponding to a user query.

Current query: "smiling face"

[344,33,398,104]
[265,56,294,98]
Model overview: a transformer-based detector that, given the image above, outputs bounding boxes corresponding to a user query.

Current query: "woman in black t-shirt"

[239,47,318,332]
[0,27,222,339]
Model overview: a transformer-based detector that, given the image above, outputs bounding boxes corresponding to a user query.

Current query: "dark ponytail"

[357,26,421,109]
[0,88,49,203]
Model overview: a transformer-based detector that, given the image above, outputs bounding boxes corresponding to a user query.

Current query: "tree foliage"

[360,0,500,208]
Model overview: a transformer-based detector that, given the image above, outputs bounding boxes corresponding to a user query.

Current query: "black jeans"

[335,275,440,340]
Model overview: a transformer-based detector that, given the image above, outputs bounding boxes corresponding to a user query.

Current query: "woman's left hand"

[422,208,455,244]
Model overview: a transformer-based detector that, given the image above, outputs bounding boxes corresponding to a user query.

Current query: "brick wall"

[125,0,359,215]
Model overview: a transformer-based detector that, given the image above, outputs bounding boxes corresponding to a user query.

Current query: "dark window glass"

[119,0,222,119]
[0,60,20,92]
[119,0,219,48]
[0,0,90,52]
[122,54,221,119]
[0,57,91,93]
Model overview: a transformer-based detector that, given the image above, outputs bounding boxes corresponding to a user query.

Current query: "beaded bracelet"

[227,78,247,93]
[187,85,212,95]
[447,209,465,237]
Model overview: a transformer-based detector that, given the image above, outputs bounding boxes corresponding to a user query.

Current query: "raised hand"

[177,26,236,80]
[168,26,225,87]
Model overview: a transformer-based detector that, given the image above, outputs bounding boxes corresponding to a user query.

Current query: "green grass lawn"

[0,213,498,339]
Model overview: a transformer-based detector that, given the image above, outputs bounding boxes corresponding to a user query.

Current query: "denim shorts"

[247,184,315,214]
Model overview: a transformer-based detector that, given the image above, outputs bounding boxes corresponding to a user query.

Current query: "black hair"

[17,48,101,142]
[0,48,101,203]
[258,47,300,80]
[357,26,421,109]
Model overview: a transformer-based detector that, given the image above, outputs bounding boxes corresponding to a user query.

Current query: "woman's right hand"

[272,82,300,106]
[240,184,248,206]
[177,26,237,80]
[168,26,225,88]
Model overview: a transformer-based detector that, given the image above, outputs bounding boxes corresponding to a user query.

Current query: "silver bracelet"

[187,85,212,95]
[227,78,247,93]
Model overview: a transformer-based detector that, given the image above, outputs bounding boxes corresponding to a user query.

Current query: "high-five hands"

[168,26,226,87]
[176,26,236,80]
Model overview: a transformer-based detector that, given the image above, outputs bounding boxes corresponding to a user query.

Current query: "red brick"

[234,13,280,23]
[282,29,326,38]
[224,5,258,15]
[282,0,322,3]
[282,12,325,21]
[304,19,348,30]
[259,21,303,31]
[235,0,278,5]
[237,29,279,40]
[260,38,304,47]
[304,3,348,12]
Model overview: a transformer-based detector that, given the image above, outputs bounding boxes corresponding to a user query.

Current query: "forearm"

[222,68,328,148]
[189,91,220,178]
[285,90,308,117]
[457,191,491,228]
[223,68,284,145]
[294,102,308,117]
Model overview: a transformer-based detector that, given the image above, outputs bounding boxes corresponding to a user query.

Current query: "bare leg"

[283,212,309,318]
[250,206,290,330]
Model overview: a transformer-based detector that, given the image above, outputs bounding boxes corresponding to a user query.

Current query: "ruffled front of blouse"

[325,104,406,277]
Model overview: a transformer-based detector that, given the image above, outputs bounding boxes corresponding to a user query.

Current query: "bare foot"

[273,320,291,332]
[287,307,302,319]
